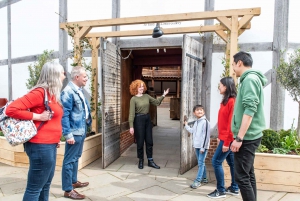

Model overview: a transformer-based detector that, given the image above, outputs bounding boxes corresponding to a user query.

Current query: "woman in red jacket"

[6,61,65,201]
[207,77,239,199]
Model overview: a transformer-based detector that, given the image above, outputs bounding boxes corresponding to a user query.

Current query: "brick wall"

[120,130,134,154]
[206,138,218,164]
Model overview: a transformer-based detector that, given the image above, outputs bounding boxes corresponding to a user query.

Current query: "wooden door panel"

[180,35,203,174]
[101,38,121,168]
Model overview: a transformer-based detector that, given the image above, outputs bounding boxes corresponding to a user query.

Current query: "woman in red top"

[207,77,239,199]
[6,61,65,201]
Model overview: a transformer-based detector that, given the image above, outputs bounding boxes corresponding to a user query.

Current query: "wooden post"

[201,0,215,120]
[229,15,238,81]
[91,37,100,132]
[151,67,154,87]
[111,0,120,45]
[7,2,12,100]
[59,0,68,87]
[177,66,180,98]
[74,25,81,66]
[270,0,288,130]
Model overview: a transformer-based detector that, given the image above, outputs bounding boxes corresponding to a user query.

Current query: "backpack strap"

[202,119,209,149]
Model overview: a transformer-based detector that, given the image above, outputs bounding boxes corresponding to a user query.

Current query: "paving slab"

[117,164,152,174]
[158,178,192,195]
[86,173,122,189]
[83,183,131,200]
[127,185,178,201]
[149,167,179,177]
[108,171,130,181]
[0,179,27,196]
[0,193,24,201]
[278,192,300,201]
[120,173,161,192]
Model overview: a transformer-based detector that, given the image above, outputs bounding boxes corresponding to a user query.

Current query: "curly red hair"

[129,79,147,95]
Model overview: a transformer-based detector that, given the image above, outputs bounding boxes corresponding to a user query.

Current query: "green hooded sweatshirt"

[231,69,268,140]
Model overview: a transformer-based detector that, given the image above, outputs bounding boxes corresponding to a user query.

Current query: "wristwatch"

[235,136,243,142]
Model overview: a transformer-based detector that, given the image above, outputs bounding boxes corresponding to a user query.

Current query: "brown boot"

[72,181,89,188]
[64,190,85,200]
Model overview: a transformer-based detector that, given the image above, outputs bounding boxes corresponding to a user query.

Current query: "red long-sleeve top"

[6,88,63,144]
[218,97,235,147]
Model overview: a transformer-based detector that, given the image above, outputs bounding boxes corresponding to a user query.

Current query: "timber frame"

[60,7,261,131]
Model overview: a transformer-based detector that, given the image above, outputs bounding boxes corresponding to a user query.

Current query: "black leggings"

[134,114,153,159]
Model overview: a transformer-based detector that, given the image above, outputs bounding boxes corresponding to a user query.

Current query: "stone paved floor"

[0,107,299,200]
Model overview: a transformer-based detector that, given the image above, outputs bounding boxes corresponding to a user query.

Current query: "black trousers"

[234,137,262,201]
[134,114,153,159]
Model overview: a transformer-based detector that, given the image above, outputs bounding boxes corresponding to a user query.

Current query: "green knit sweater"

[129,94,164,128]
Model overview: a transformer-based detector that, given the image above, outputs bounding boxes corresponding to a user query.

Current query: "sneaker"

[190,181,201,189]
[201,178,208,184]
[207,189,226,199]
[226,186,239,196]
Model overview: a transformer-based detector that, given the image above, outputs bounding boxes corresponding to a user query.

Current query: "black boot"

[148,159,160,169]
[138,159,144,169]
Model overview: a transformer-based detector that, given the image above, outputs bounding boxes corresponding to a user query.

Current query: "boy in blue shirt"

[184,105,210,189]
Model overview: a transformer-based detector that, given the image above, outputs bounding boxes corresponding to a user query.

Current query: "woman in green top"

[129,79,169,169]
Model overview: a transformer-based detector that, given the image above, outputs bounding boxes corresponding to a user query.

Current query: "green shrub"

[273,148,290,155]
[26,50,53,90]
[0,131,3,137]
[261,129,281,150]
[256,144,269,153]
[281,128,300,151]
[278,129,291,140]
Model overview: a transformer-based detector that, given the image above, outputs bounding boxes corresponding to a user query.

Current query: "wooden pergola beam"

[85,24,250,38]
[215,30,228,42]
[60,7,260,29]
[238,14,254,30]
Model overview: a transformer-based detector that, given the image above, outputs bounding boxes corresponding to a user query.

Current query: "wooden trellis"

[60,7,261,132]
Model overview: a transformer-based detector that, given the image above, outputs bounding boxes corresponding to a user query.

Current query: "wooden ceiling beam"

[134,55,182,66]
[60,7,260,29]
[85,24,250,38]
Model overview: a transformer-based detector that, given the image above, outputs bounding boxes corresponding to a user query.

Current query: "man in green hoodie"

[230,51,267,201]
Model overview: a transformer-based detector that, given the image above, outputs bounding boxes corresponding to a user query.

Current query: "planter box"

[223,153,300,193]
[0,133,102,170]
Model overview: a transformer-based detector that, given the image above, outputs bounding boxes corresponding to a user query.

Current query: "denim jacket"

[61,82,92,140]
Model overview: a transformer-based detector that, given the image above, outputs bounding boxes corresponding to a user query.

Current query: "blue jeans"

[62,134,86,191]
[194,148,207,182]
[23,142,57,201]
[212,140,239,193]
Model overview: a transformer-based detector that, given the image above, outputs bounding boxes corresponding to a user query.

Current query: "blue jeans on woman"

[194,148,208,182]
[23,142,57,201]
[212,140,239,193]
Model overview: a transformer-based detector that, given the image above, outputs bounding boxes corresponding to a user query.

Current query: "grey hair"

[71,66,86,80]
[33,61,64,105]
